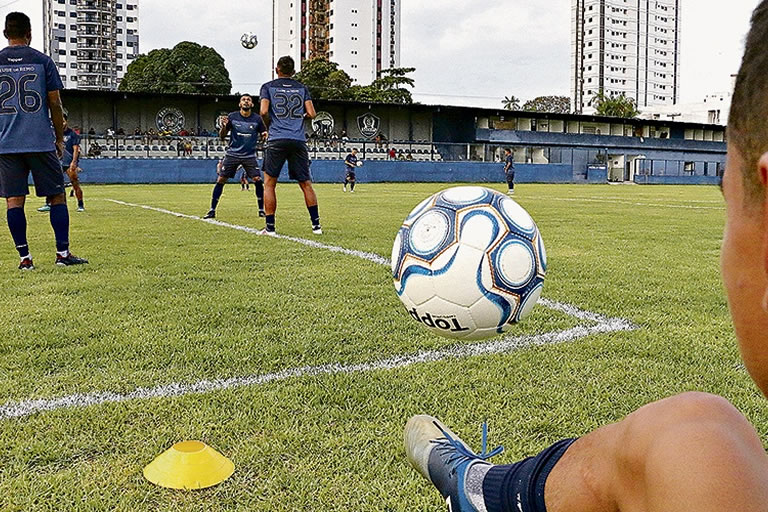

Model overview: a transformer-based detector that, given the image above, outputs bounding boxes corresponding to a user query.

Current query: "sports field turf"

[1,182,760,511]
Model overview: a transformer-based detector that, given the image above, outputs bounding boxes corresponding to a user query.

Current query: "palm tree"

[502,95,521,111]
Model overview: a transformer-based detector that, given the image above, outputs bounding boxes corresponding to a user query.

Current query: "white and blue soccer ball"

[240,32,258,50]
[392,186,546,340]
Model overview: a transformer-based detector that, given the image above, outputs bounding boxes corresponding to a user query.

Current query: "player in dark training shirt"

[503,147,515,195]
[38,113,85,212]
[259,56,321,235]
[0,12,87,269]
[203,94,267,220]
[343,148,358,192]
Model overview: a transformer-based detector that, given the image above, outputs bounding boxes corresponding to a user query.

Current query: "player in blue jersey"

[38,113,85,212]
[259,56,321,235]
[203,94,267,220]
[0,13,87,269]
[502,148,515,195]
[342,148,358,193]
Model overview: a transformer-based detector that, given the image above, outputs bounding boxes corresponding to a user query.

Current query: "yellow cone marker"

[143,440,234,490]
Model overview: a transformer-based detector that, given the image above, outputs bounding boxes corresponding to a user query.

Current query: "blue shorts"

[263,139,312,182]
[0,152,65,198]
[220,155,260,180]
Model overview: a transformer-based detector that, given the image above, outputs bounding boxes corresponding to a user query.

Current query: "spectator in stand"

[105,127,115,143]
[179,128,189,137]
[389,147,396,160]
[341,130,349,145]
[87,127,95,136]
[330,132,339,148]
[133,127,141,136]
[184,139,193,156]
[116,127,125,136]
[87,141,101,157]
[406,152,413,161]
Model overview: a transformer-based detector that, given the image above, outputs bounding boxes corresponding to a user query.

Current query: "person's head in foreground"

[404,3,768,512]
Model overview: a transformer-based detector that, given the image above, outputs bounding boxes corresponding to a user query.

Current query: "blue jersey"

[345,153,358,169]
[259,78,311,141]
[0,45,62,154]
[226,111,266,157]
[504,155,515,174]
[60,128,81,167]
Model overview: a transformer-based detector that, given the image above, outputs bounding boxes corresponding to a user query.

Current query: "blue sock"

[308,205,320,226]
[482,438,576,512]
[7,207,29,257]
[49,203,70,253]
[210,183,225,210]
[254,181,264,210]
[265,214,275,232]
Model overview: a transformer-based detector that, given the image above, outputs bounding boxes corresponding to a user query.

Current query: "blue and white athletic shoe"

[405,415,503,511]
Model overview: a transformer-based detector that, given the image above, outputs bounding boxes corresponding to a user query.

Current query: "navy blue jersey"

[345,153,358,169]
[504,154,515,173]
[259,78,311,141]
[0,45,62,154]
[61,128,81,167]
[226,111,266,157]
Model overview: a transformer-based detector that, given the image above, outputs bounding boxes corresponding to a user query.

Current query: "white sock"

[465,463,492,512]
[57,250,69,257]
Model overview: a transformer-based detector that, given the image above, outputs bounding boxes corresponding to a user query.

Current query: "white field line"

[528,196,724,210]
[0,199,638,421]
[0,316,636,420]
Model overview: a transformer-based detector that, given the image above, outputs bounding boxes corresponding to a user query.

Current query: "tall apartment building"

[571,0,680,114]
[272,0,400,85]
[43,0,139,90]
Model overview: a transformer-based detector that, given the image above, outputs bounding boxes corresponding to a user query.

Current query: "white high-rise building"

[272,0,400,85]
[571,0,680,114]
[43,0,139,90]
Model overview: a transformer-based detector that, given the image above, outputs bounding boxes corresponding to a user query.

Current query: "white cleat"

[312,226,323,235]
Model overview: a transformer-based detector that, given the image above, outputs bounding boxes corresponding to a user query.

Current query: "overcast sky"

[4,0,757,108]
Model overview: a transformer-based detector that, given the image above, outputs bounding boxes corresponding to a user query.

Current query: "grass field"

[0,182,761,511]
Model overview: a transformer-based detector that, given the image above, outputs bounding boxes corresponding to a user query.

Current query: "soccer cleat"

[18,257,34,270]
[37,204,51,212]
[342,186,347,192]
[259,228,277,236]
[507,190,515,196]
[77,206,85,212]
[404,415,503,512]
[259,210,266,218]
[312,225,323,235]
[202,210,216,219]
[55,252,89,266]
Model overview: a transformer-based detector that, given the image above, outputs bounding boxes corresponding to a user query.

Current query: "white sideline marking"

[0,199,638,421]
[0,315,635,420]
[534,197,724,210]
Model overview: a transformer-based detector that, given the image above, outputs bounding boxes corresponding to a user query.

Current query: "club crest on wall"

[311,111,335,137]
[357,112,380,139]
[156,107,185,134]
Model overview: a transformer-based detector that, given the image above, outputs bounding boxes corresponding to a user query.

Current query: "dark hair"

[729,1,768,204]
[240,94,253,101]
[276,56,295,76]
[4,12,31,40]
[504,147,512,153]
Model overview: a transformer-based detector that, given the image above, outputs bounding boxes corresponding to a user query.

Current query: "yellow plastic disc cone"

[143,440,234,490]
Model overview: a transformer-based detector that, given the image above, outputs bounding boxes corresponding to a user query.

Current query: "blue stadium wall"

[72,159,575,184]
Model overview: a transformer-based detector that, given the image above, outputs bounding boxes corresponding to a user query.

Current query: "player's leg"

[506,173,515,195]
[242,159,265,217]
[205,157,235,219]
[240,171,247,190]
[287,141,321,234]
[349,173,356,192]
[29,153,87,266]
[0,155,34,268]
[343,174,348,192]
[406,392,768,512]
[66,168,84,211]
[261,142,288,234]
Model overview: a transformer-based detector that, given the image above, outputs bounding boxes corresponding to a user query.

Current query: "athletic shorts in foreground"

[220,155,261,180]
[263,139,312,181]
[0,152,65,198]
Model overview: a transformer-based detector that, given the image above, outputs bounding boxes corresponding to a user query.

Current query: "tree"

[295,59,415,103]
[591,91,640,118]
[119,42,231,94]
[502,95,521,110]
[294,58,353,100]
[522,95,571,114]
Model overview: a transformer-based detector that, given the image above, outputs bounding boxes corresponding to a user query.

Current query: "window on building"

[70,37,76,43]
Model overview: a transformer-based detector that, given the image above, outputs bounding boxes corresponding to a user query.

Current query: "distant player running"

[503,147,515,195]
[259,56,321,235]
[203,94,267,219]
[38,112,85,212]
[0,12,87,269]
[342,148,358,192]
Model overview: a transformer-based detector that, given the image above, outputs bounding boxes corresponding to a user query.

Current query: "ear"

[759,152,768,311]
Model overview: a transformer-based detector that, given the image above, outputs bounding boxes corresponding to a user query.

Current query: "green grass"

[0,182,760,511]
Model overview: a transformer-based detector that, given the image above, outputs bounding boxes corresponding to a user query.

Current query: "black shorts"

[505,171,515,182]
[263,139,312,182]
[346,171,356,181]
[220,155,261,180]
[0,152,65,198]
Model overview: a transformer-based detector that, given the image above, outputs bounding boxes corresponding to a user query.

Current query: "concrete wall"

[633,175,722,185]
[72,159,575,184]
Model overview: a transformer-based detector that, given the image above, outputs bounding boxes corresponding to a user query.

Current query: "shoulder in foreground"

[0,45,52,65]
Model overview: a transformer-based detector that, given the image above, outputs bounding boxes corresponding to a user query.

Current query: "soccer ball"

[392,186,546,340]
[356,161,363,167]
[240,32,258,50]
